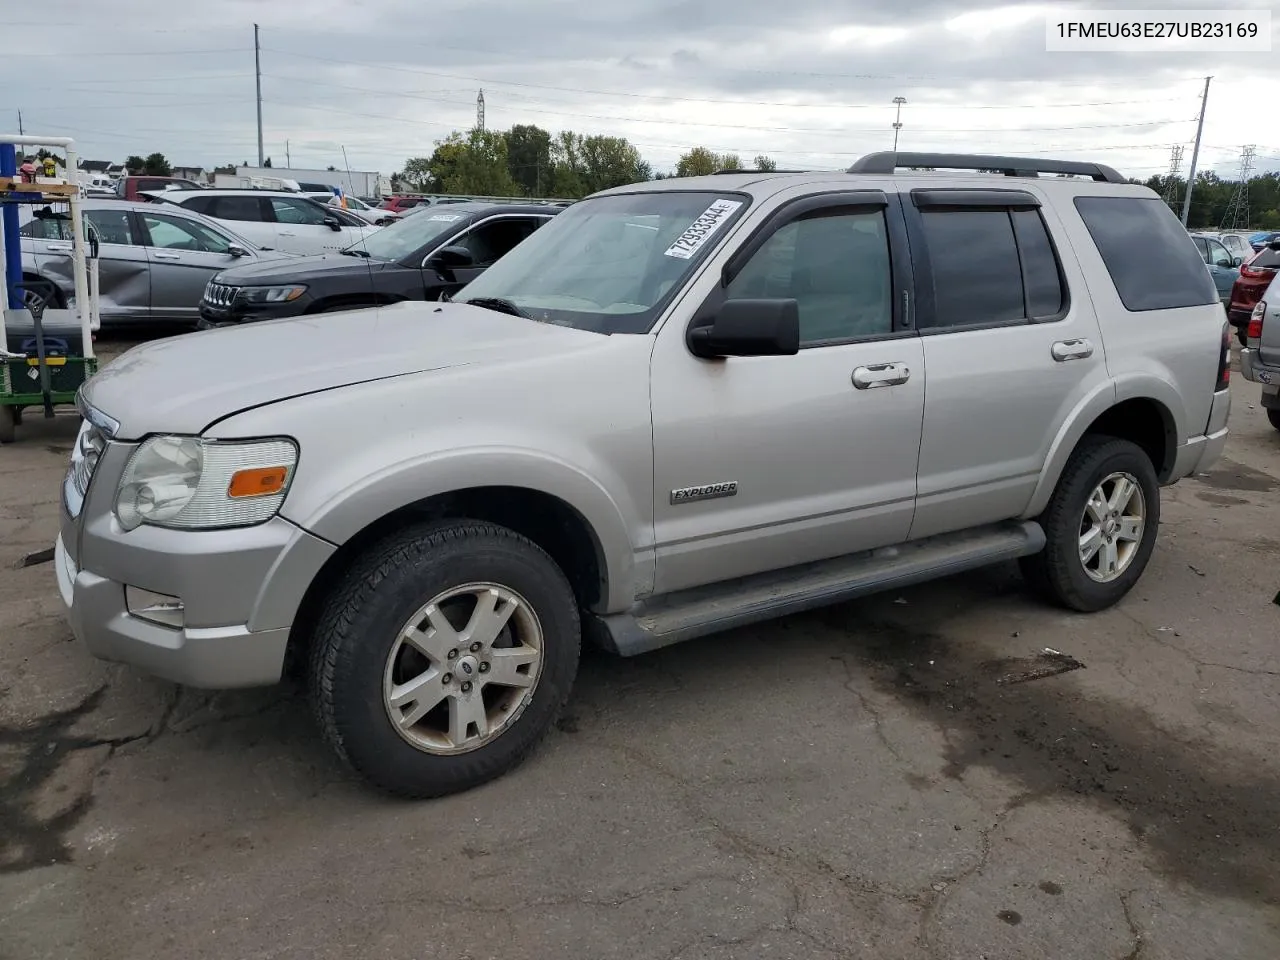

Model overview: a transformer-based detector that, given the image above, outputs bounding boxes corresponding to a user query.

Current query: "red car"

[1228,240,1280,344]
[377,194,429,213]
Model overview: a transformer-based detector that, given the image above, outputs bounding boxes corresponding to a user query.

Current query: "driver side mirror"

[688,298,800,359]
[1215,258,1233,268]
[427,244,476,270]
[228,244,247,258]
[1231,256,1244,267]
[322,216,342,231]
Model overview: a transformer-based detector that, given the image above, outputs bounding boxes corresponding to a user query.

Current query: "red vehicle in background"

[1228,240,1280,344]
[113,175,205,202]
[378,194,429,213]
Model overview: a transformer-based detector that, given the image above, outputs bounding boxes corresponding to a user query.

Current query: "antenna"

[476,89,485,132]
[342,144,378,305]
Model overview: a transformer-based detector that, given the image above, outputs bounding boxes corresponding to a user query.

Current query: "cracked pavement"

[1,340,1278,959]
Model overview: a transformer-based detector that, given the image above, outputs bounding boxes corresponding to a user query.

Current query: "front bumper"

[197,297,311,329]
[57,439,336,687]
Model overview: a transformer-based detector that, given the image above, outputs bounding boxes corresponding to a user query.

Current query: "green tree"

[506,124,553,196]
[124,155,145,174]
[675,147,740,177]
[579,135,651,192]
[549,131,588,197]
[753,154,776,172]
[142,153,171,176]
[397,157,434,190]
[427,130,520,196]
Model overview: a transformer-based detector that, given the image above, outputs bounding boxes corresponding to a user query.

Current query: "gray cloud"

[3,0,1277,180]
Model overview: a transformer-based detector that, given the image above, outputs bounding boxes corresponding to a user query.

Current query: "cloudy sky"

[4,0,1278,182]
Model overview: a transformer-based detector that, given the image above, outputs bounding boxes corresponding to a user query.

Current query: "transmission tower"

[1220,145,1256,230]
[476,89,485,132]
[1162,144,1184,210]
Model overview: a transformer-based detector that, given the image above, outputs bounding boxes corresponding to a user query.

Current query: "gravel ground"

[1,336,1278,959]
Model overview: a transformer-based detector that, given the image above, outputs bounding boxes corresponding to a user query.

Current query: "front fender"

[280,446,643,614]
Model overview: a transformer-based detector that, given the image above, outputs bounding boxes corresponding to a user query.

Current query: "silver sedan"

[20,199,291,326]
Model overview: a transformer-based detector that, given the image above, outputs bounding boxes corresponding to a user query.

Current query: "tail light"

[1216,321,1231,391]
[1240,262,1275,279]
[1247,301,1266,342]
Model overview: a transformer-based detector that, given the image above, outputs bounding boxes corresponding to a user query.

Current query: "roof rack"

[847,152,1127,184]
[712,168,810,174]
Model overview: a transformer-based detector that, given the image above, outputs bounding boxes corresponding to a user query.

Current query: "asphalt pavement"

[1,340,1278,960]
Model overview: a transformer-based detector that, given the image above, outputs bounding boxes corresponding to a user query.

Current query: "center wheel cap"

[455,655,480,681]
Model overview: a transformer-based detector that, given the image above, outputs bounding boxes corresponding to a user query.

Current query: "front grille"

[64,418,107,519]
[204,282,240,308]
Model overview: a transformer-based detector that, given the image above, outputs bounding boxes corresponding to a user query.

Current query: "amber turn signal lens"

[227,465,289,499]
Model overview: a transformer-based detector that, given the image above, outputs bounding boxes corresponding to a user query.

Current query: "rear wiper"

[340,248,370,258]
[460,296,528,319]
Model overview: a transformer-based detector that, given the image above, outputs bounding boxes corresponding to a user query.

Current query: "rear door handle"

[853,362,911,389]
[1051,338,1094,361]
[151,251,182,260]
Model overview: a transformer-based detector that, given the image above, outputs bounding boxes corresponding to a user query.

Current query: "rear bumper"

[1239,346,1280,391]
[1171,387,1230,479]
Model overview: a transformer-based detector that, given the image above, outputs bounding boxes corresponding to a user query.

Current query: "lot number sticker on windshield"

[428,214,463,221]
[664,199,743,260]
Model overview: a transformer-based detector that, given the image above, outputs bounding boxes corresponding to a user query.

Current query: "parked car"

[1189,232,1242,307]
[197,202,557,327]
[148,189,380,256]
[1248,231,1280,251]
[114,175,205,202]
[18,200,288,326]
[56,152,1229,798]
[305,192,400,226]
[1227,241,1280,344]
[1197,230,1254,262]
[1238,271,1280,431]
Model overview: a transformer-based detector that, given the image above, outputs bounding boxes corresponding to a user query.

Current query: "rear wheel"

[309,520,581,798]
[0,406,16,444]
[1237,325,1248,347]
[1020,436,1160,612]
[1268,409,1280,432]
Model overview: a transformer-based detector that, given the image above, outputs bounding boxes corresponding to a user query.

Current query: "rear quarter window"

[1073,196,1216,312]
[1250,245,1280,269]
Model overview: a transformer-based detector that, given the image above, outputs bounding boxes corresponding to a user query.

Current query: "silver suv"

[55,153,1232,797]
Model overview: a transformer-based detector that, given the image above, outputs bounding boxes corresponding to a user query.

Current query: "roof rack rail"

[847,152,1127,184]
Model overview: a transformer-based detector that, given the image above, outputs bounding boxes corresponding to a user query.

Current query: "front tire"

[309,520,581,798]
[1020,436,1160,612]
[1268,409,1280,432]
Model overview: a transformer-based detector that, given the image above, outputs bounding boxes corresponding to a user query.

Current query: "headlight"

[115,436,298,532]
[241,285,307,304]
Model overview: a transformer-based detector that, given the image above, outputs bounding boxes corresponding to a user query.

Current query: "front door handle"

[1051,338,1094,362]
[151,251,182,260]
[45,242,72,253]
[853,362,911,389]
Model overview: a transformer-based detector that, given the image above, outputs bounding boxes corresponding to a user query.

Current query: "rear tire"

[1268,409,1280,432]
[308,520,581,798]
[1237,325,1248,347]
[1020,436,1160,612]
[0,406,15,444]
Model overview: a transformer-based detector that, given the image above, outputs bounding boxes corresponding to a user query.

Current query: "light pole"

[892,97,907,153]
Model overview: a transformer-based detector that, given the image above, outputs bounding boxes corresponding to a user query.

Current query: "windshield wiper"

[340,248,370,258]
[460,296,528,319]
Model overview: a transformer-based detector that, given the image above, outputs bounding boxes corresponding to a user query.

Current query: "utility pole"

[476,89,485,132]
[254,24,264,167]
[286,139,290,167]
[1179,76,1211,227]
[891,96,907,153]
[16,110,22,136]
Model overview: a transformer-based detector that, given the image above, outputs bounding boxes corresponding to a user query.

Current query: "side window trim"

[686,191,915,352]
[902,200,1069,335]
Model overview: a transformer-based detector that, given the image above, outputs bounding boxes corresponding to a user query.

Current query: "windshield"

[455,191,749,333]
[344,209,468,261]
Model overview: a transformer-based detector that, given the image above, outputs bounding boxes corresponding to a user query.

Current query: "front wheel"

[1268,409,1280,432]
[309,520,581,798]
[1020,436,1160,612]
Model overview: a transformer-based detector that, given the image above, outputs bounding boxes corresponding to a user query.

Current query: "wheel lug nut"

[442,673,452,684]
[479,662,490,673]
[461,681,473,693]
[469,642,482,653]
[447,649,458,659]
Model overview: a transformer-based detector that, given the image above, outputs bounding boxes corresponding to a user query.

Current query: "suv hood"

[214,253,400,285]
[82,302,603,439]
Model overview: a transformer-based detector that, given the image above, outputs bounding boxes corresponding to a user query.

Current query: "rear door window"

[918,209,1026,327]
[1073,196,1216,311]
[208,196,267,222]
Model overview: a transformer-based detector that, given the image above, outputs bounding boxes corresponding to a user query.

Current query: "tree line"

[392,125,776,198]
[1141,171,1280,230]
